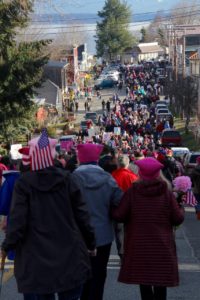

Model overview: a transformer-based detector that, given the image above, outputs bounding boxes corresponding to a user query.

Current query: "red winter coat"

[112,168,138,192]
[112,179,184,287]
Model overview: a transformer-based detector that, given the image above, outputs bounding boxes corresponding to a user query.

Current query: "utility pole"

[182,31,186,78]
[171,28,174,69]
[174,32,178,81]
[167,24,172,63]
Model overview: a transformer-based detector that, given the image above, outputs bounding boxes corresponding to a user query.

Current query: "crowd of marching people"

[0,62,199,300]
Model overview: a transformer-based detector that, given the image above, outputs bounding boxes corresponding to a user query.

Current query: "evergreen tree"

[0,0,51,142]
[96,0,135,60]
[140,27,147,43]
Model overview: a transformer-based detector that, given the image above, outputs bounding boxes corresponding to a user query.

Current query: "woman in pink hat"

[112,157,184,300]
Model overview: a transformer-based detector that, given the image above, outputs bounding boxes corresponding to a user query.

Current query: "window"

[157,109,169,114]
[163,131,180,138]
[186,35,200,46]
[190,154,200,163]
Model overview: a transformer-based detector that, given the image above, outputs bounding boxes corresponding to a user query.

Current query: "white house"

[122,42,165,63]
[135,42,165,61]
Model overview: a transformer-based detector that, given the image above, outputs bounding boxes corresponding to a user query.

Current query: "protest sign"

[88,128,95,138]
[10,144,22,160]
[103,132,112,142]
[60,140,73,151]
[114,127,121,135]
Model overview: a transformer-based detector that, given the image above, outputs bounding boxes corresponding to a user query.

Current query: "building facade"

[122,42,165,63]
[189,52,200,119]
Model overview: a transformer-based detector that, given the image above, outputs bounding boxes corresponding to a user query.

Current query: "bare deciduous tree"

[48,22,88,60]
[170,0,200,25]
[166,72,198,132]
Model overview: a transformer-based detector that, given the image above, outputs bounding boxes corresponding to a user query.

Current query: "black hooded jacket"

[2,166,95,294]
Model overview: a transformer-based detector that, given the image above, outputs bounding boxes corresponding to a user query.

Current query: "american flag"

[31,128,54,171]
[185,189,197,207]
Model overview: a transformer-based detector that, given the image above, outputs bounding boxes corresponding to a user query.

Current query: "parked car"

[161,129,182,146]
[155,100,168,106]
[156,108,170,115]
[94,78,115,90]
[85,112,98,124]
[156,104,167,109]
[106,74,119,83]
[183,151,200,174]
[156,113,174,127]
[155,105,168,113]
[97,75,108,81]
[171,147,190,159]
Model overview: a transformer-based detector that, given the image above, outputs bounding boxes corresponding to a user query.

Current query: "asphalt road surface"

[1,208,200,300]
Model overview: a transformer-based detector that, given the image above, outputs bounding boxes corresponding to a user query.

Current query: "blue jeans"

[24,286,82,300]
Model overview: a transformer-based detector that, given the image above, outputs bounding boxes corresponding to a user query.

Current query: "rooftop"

[46,60,68,68]
[137,43,164,54]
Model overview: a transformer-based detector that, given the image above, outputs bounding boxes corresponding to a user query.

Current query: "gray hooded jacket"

[72,165,123,247]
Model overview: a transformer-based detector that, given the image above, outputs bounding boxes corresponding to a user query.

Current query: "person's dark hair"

[1,155,10,167]
[66,155,78,173]
[99,156,117,174]
[134,150,144,159]
[101,144,112,156]
[19,162,31,173]
[54,158,64,169]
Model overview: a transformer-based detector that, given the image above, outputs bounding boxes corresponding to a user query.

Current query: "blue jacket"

[0,171,20,215]
[0,171,20,260]
[72,165,123,247]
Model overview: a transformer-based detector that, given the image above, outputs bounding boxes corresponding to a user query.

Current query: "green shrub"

[47,127,57,138]
[0,147,7,156]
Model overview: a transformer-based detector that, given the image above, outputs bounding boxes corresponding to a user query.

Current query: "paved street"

[1,208,200,300]
[74,86,124,123]
[1,88,200,299]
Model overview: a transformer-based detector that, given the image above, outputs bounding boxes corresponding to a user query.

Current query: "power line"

[19,10,200,35]
[29,3,200,23]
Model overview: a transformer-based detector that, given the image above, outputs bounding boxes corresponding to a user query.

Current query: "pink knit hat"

[135,157,164,180]
[18,147,30,166]
[77,144,103,164]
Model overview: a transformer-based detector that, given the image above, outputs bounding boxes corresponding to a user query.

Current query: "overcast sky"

[35,0,186,15]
